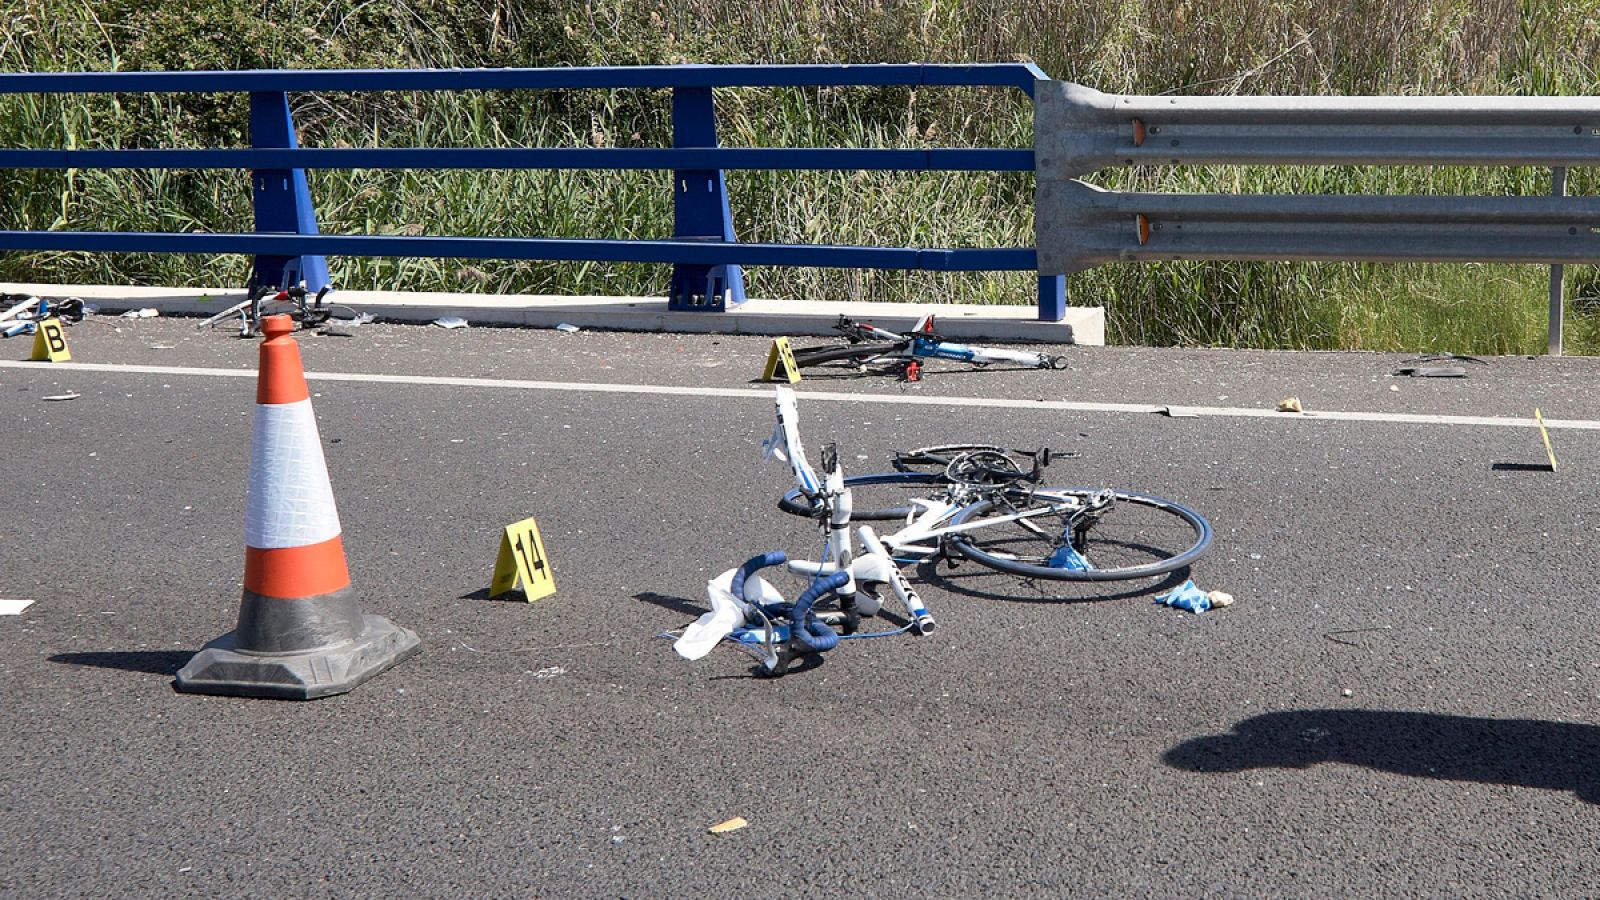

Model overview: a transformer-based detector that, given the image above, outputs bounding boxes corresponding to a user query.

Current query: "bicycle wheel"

[777,471,944,521]
[892,444,1013,473]
[791,342,903,369]
[945,488,1211,582]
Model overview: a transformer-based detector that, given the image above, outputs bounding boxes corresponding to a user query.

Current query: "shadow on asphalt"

[1164,709,1600,804]
[913,559,1193,604]
[633,591,704,616]
[1491,462,1556,473]
[49,650,191,675]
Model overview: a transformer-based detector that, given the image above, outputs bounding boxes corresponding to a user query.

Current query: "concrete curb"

[1,283,1103,345]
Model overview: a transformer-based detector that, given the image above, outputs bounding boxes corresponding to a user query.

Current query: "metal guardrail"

[1034,81,1600,353]
[0,64,1067,318]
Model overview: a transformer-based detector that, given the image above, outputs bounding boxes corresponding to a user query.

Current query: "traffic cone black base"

[176,612,419,700]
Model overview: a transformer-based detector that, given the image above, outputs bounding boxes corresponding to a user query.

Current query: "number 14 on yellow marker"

[489,516,556,601]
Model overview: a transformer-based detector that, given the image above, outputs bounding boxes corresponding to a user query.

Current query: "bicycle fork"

[857,527,935,634]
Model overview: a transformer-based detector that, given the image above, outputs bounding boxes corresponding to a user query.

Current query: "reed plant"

[3,0,1599,352]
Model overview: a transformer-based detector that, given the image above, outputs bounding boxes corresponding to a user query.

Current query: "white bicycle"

[673,388,1212,675]
[790,314,1067,379]
[673,388,936,676]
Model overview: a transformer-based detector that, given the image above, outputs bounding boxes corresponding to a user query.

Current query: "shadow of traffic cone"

[176,314,420,699]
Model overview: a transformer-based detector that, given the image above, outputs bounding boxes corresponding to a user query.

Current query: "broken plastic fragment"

[120,308,159,318]
[555,323,581,333]
[42,392,80,402]
[433,316,468,329]
[0,599,34,615]
[708,817,748,834]
[1276,397,1303,413]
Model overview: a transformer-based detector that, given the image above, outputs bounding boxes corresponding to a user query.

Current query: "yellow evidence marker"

[489,516,557,601]
[29,317,71,362]
[762,336,802,383]
[1534,408,1559,471]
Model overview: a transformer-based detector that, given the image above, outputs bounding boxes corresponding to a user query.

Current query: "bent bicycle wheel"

[777,471,944,521]
[790,342,903,369]
[891,444,1013,473]
[946,488,1212,581]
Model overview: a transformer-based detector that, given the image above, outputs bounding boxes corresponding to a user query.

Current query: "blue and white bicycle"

[673,388,936,677]
[673,388,1213,675]
[789,314,1067,379]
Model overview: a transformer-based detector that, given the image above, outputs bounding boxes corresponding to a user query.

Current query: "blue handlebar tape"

[790,571,849,653]
[793,571,850,611]
[731,551,788,604]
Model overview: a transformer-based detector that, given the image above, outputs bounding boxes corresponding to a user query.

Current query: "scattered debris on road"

[1155,580,1233,614]
[708,817,748,834]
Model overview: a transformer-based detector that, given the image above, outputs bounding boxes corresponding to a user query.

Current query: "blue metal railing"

[0,63,1066,319]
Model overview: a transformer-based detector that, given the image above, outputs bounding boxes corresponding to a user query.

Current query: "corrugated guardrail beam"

[1039,181,1600,273]
[1034,80,1600,277]
[1035,81,1600,179]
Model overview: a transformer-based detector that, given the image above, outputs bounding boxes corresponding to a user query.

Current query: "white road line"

[3,358,1595,430]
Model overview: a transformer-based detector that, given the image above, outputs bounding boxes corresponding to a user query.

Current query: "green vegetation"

[3,0,1600,351]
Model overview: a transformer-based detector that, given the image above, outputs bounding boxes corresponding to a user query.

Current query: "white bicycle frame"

[765,387,935,632]
[771,391,1108,572]
[853,315,1063,369]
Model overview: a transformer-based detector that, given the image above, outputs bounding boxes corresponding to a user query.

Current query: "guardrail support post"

[1037,274,1066,321]
[669,86,745,312]
[248,91,330,293]
[1550,167,1567,357]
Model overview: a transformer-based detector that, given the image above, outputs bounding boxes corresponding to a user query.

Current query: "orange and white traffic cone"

[176,314,419,699]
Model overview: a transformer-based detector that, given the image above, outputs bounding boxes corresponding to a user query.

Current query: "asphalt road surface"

[4,314,1600,897]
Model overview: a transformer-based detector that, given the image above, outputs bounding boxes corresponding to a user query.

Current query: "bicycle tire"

[791,342,903,369]
[946,488,1211,582]
[892,444,1013,473]
[777,471,944,521]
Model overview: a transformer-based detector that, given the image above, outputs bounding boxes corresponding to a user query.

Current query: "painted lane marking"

[3,359,1596,431]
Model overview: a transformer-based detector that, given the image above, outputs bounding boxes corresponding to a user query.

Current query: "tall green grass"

[2,0,1600,352]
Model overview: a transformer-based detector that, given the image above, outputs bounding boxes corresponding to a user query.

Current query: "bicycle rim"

[946,488,1212,581]
[891,444,1012,473]
[777,471,944,521]
[791,343,902,368]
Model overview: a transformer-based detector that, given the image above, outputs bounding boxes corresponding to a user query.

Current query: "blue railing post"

[668,86,745,311]
[247,91,330,292]
[1037,274,1065,321]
